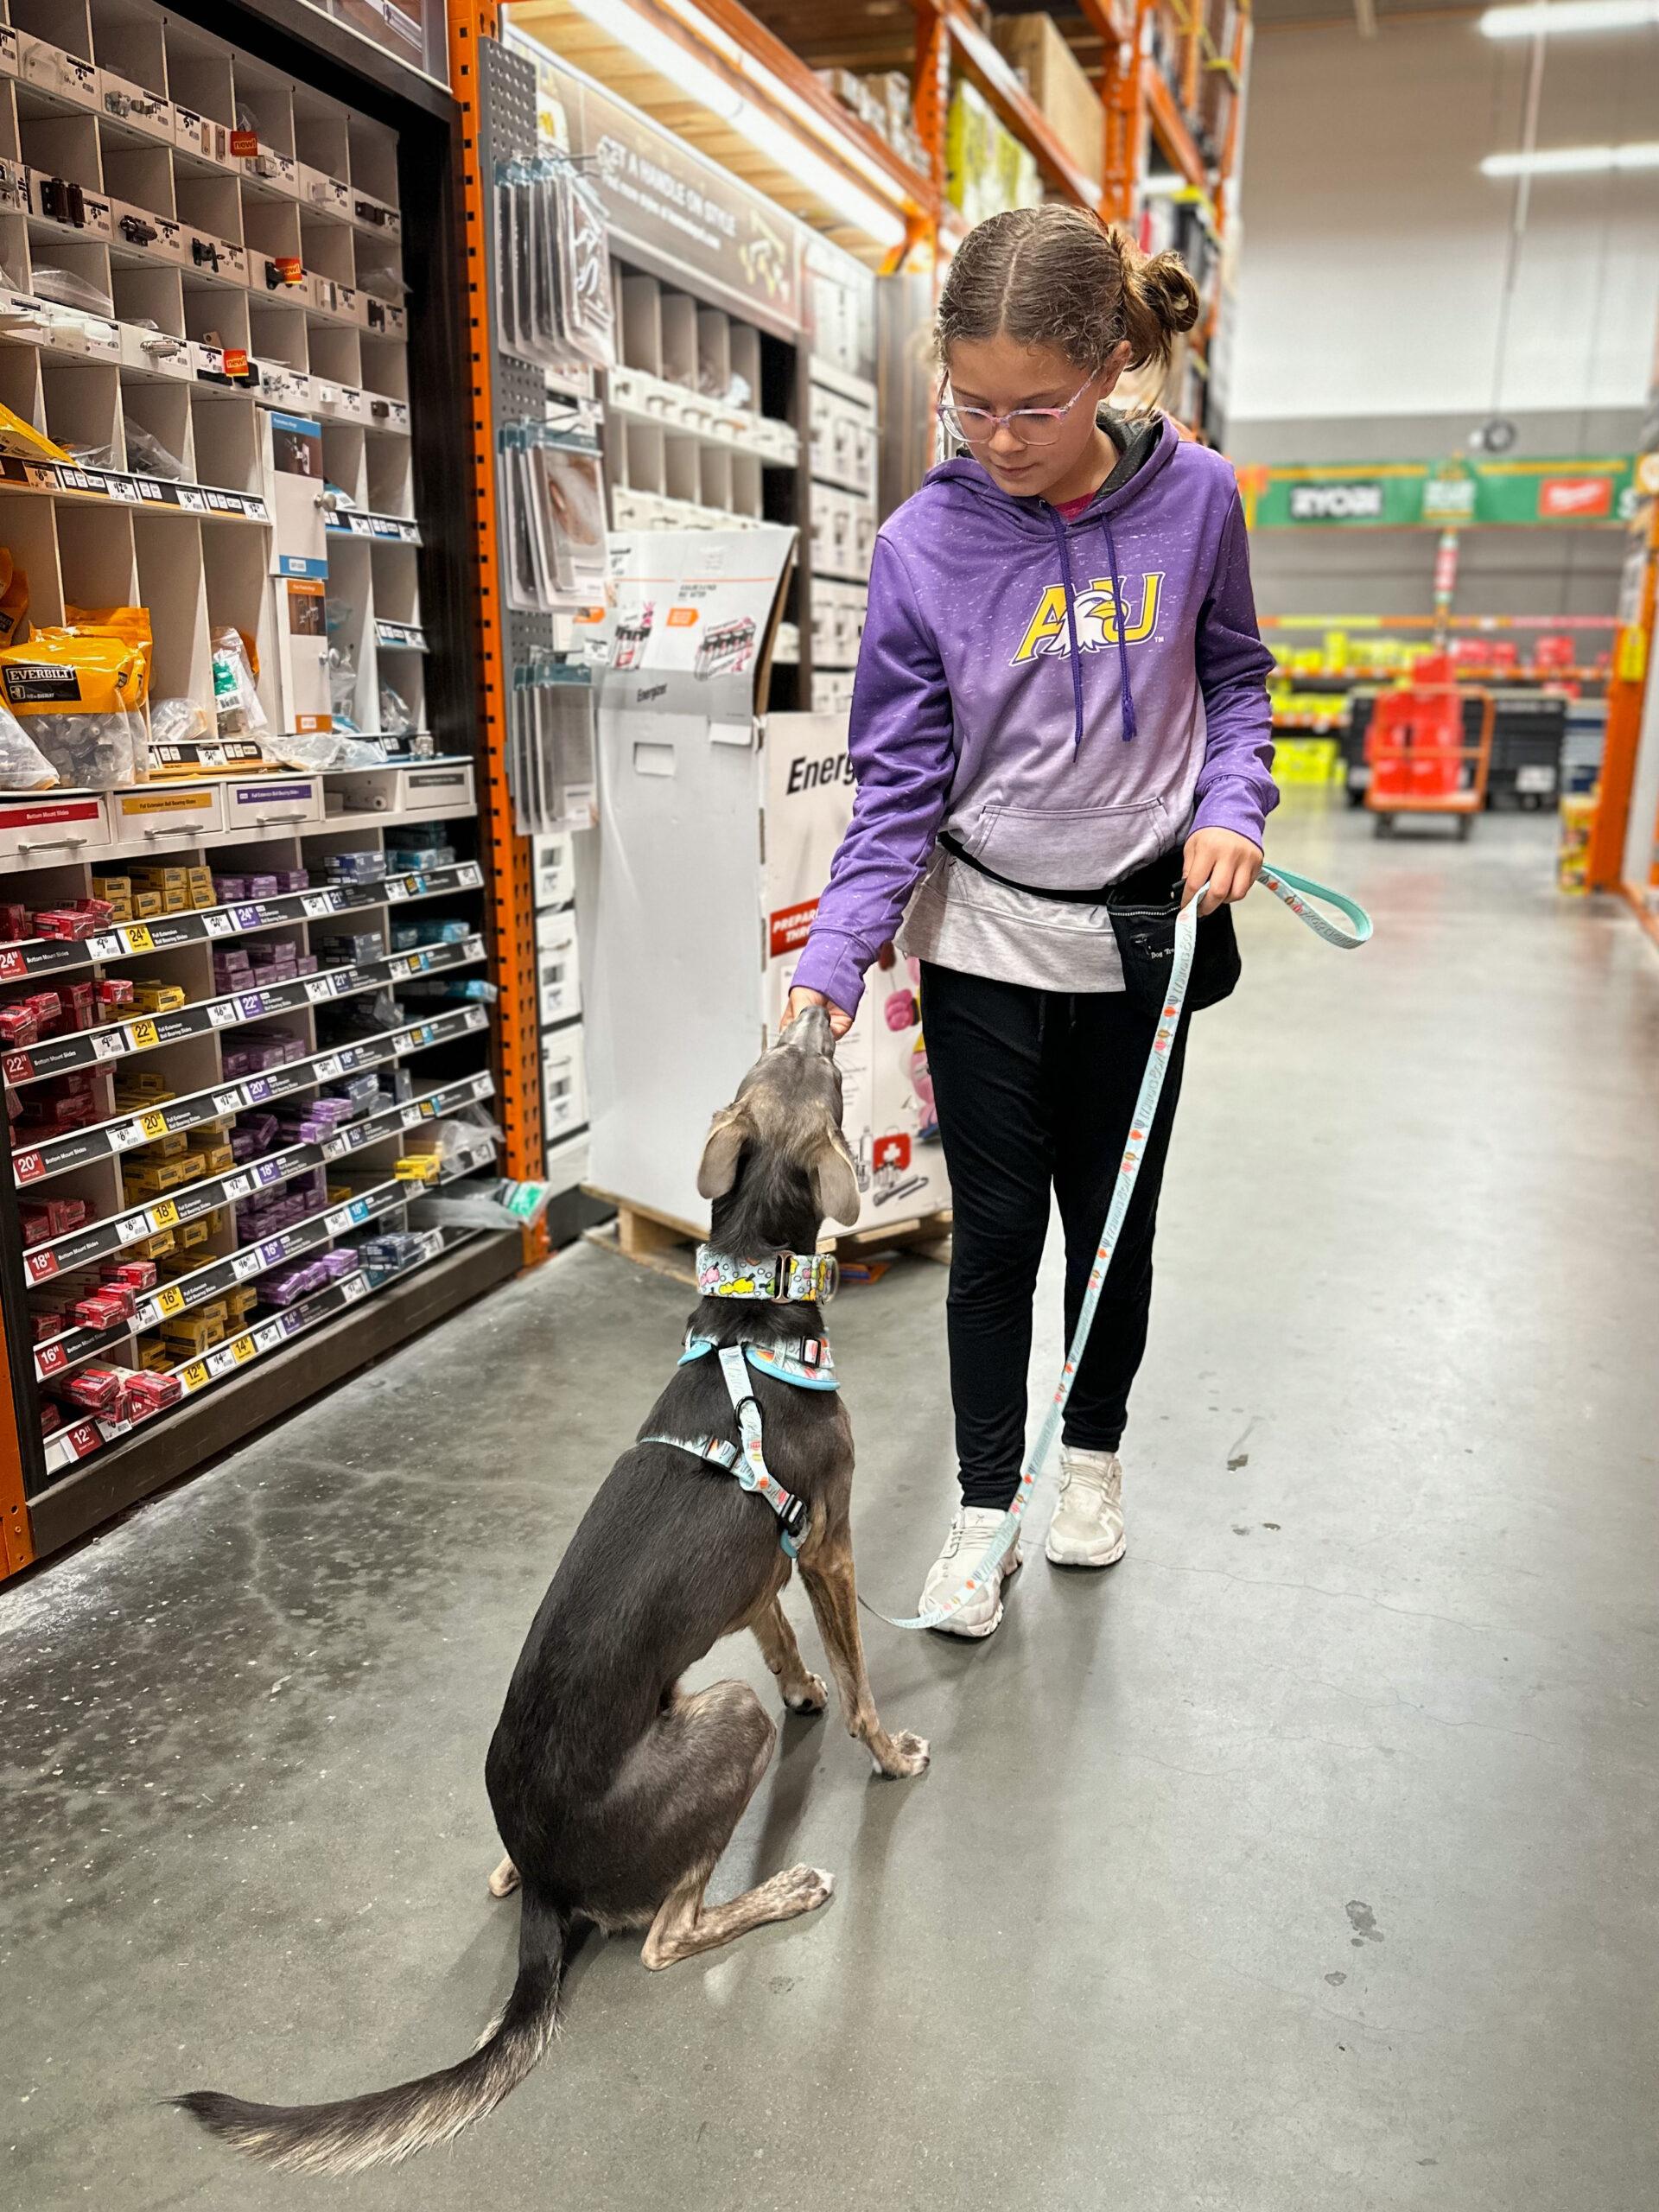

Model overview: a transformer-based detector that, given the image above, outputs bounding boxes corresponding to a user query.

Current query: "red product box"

[61,1364,125,1414]
[31,910,99,942]
[71,1290,131,1329]
[0,1005,39,1046]
[19,1203,53,1246]
[103,1259,158,1292]
[97,976,136,1008]
[123,1370,181,1419]
[40,1403,62,1437]
[1,902,29,943]
[65,982,94,1030]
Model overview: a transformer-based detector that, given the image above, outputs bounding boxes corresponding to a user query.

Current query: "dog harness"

[696,1245,839,1303]
[642,1336,839,1557]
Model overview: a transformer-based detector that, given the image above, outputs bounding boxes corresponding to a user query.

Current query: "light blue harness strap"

[865,867,1372,1633]
[646,1341,814,1554]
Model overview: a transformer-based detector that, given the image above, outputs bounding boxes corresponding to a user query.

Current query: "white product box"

[16,39,97,110]
[299,165,351,220]
[0,27,16,77]
[174,107,233,167]
[396,764,476,819]
[542,1022,588,1142]
[111,200,186,266]
[535,908,582,1027]
[120,325,191,379]
[222,776,324,835]
[532,830,575,910]
[0,793,110,865]
[109,785,227,843]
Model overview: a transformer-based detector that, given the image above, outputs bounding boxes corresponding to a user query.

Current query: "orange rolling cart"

[1365,684,1496,841]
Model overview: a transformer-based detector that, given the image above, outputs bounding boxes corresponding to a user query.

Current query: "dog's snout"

[781,1002,833,1055]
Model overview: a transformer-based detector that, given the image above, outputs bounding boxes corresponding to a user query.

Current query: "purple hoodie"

[791,416,1277,1014]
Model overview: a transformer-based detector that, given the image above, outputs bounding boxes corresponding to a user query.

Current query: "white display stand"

[582,524,949,1237]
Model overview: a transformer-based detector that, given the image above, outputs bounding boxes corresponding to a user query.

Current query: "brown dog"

[176,1007,925,2174]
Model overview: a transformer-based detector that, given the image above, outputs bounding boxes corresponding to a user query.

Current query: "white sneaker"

[918,1504,1021,1638]
[1044,1446,1126,1567]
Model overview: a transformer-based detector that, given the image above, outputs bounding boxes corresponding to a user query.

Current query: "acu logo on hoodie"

[1009,574,1165,665]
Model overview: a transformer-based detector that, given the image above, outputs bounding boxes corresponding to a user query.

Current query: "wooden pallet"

[582,1185,951,1289]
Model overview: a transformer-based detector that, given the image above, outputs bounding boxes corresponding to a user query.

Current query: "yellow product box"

[91,874,131,901]
[226,1285,257,1316]
[130,982,188,1014]
[134,1229,175,1261]
[132,892,163,920]
[123,1158,190,1198]
[395,1151,440,1182]
[137,1338,174,1373]
[193,1298,228,1328]
[161,1314,223,1353]
[179,1217,210,1249]
[105,903,131,925]
[136,1129,188,1160]
[184,1141,233,1177]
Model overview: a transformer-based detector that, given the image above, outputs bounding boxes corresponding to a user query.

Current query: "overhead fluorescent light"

[1479,0,1659,36]
[1481,140,1659,174]
[556,0,908,247]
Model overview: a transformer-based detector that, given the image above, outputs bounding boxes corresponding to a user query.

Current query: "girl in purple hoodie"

[787,206,1277,1637]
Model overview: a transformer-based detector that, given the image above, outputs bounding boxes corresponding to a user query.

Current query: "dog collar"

[695,1246,839,1304]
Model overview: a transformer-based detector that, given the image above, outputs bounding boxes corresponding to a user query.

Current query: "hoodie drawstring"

[1045,505,1087,755]
[1045,503,1140,750]
[1099,511,1139,744]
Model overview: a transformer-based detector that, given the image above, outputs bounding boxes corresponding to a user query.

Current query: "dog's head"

[696,1003,860,1233]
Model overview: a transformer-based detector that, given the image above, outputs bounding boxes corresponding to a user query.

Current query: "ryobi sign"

[1287,481,1384,524]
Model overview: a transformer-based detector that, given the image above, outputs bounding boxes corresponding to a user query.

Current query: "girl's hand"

[787,985,854,1039]
[1181,829,1262,917]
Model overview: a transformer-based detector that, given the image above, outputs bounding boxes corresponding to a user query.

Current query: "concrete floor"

[3,801,1657,2211]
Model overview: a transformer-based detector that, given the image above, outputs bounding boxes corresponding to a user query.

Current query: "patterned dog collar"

[695,1247,839,1304]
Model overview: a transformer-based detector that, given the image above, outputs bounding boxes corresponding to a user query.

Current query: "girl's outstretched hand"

[1181,829,1262,917]
[786,985,855,1039]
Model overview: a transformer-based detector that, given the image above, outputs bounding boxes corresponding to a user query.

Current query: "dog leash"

[862,865,1372,1633]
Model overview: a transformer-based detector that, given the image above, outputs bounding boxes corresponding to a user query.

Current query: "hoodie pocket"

[971,797,1171,893]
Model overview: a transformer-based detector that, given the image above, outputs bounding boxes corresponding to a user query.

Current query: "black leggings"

[919,962,1190,1510]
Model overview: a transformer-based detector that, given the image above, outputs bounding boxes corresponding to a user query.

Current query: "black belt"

[938,832,1180,910]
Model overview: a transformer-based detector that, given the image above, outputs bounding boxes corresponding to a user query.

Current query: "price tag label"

[3,1049,32,1084]
[116,1211,149,1243]
[207,1001,236,1028]
[92,1032,124,1062]
[221,1173,251,1201]
[231,1250,263,1281]
[341,1274,368,1304]
[231,1334,255,1363]
[137,1109,169,1139]
[13,1149,45,1184]
[203,912,232,938]
[302,893,333,918]
[35,1339,68,1376]
[245,1077,272,1103]
[24,1247,59,1283]
[213,1088,245,1116]
[306,978,332,1004]
[207,1346,238,1378]
[181,1360,210,1392]
[86,933,121,960]
[124,1018,160,1052]
[460,862,483,889]
[67,1419,101,1459]
[121,924,155,954]
[321,1134,348,1160]
[0,948,28,981]
[315,1054,343,1082]
[149,1199,181,1230]
[254,1321,283,1353]
[108,1122,146,1153]
[153,1283,185,1316]
[400,1104,423,1128]
[324,1205,355,1236]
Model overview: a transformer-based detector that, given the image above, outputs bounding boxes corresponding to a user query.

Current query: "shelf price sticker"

[315,1054,343,1082]
[92,1032,124,1062]
[108,1122,146,1152]
[153,1284,186,1317]
[3,1048,32,1084]
[341,1273,368,1305]
[213,1089,245,1116]
[124,1018,161,1052]
[0,948,27,982]
[181,1360,211,1393]
[203,912,233,938]
[121,925,155,954]
[149,1200,181,1230]
[23,1246,60,1283]
[85,934,121,961]
[302,893,334,918]
[35,1338,69,1378]
[253,1320,284,1354]
[232,1333,255,1363]
[13,1149,44,1185]
[137,1109,169,1139]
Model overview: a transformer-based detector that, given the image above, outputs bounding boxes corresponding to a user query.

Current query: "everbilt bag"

[0,629,149,786]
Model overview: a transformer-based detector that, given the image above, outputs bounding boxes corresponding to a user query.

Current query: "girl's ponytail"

[935,205,1199,379]
[1118,241,1201,372]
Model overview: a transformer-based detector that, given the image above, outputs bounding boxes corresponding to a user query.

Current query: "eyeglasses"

[937,375,1096,450]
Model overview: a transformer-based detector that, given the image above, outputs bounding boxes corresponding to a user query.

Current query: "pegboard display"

[0,1,508,1562]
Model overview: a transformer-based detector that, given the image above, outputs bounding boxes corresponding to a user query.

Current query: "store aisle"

[3,804,1656,2212]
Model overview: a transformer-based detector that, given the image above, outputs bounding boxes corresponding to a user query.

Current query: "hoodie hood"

[923,413,1179,749]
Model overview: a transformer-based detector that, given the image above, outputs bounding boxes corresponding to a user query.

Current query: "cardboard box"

[992,14,1104,188]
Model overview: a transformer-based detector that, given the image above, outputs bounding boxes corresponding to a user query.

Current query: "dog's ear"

[811,1128,861,1229]
[696,1108,750,1201]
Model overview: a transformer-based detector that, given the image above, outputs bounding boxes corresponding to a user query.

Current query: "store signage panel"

[541,61,804,340]
[1245,458,1635,529]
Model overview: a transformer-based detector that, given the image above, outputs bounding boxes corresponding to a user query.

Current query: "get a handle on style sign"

[783,830,1262,1039]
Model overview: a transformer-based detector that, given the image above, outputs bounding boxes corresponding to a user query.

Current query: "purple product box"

[213,874,249,903]
[222,1048,250,1077]
[274,870,309,893]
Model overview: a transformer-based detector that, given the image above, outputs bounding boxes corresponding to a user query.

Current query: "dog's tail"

[173,1888,569,2176]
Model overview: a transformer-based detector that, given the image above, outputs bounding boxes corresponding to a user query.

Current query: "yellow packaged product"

[0,629,149,787]
[64,606,155,705]
[0,403,69,465]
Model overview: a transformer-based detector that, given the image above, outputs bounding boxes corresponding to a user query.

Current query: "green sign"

[1241,457,1637,530]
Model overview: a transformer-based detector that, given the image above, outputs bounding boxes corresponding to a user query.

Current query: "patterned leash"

[864,865,1373,1633]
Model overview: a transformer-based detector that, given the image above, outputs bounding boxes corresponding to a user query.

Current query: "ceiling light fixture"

[550,0,908,246]
[1480,139,1659,173]
[1478,0,1659,37]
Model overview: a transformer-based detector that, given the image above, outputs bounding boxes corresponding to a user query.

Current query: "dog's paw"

[487,1855,521,1898]
[780,1864,836,1915]
[872,1728,931,1780]
[783,1672,829,1715]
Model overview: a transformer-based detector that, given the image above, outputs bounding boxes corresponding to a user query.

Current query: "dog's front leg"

[752,1597,828,1715]
[801,1541,929,1779]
